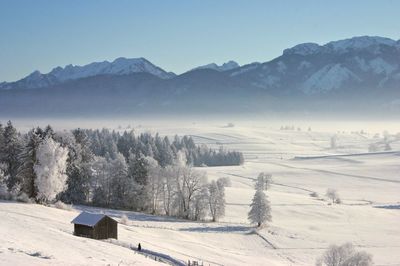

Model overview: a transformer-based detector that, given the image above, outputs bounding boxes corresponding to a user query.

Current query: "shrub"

[54,201,73,211]
[218,177,232,187]
[316,242,373,266]
[0,184,11,200]
[17,192,33,203]
[326,188,340,204]
[120,214,129,225]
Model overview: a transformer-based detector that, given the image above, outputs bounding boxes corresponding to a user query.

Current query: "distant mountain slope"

[0,57,175,90]
[228,36,400,96]
[1,36,399,117]
[191,61,240,72]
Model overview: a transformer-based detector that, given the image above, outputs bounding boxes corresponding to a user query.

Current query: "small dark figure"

[138,243,142,251]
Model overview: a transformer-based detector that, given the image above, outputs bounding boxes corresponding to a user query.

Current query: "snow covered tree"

[128,152,148,186]
[248,189,271,227]
[60,129,94,204]
[326,188,340,204]
[255,172,272,191]
[162,165,178,216]
[17,128,42,199]
[168,152,207,219]
[192,186,209,220]
[180,166,207,219]
[208,179,226,222]
[127,152,149,211]
[34,137,68,203]
[109,153,129,208]
[2,121,22,190]
[91,153,130,208]
[90,156,111,206]
[316,242,373,266]
[145,156,163,214]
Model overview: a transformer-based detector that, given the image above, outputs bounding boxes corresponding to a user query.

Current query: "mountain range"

[1,36,399,118]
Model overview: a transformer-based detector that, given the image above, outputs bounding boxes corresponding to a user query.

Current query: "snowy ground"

[1,120,400,265]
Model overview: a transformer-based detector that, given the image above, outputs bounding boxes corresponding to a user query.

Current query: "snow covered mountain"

[230,36,400,95]
[0,57,175,90]
[191,61,240,72]
[1,36,399,117]
[283,36,398,56]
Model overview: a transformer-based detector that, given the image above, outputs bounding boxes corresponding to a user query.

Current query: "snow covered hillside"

[1,122,400,265]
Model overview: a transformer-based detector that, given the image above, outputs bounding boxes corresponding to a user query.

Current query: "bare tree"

[182,167,207,219]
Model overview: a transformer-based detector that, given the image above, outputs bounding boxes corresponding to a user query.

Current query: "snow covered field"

[1,120,400,265]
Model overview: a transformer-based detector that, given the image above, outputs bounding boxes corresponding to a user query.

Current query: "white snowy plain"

[1,120,400,266]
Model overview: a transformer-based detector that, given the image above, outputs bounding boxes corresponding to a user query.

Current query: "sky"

[0,0,399,82]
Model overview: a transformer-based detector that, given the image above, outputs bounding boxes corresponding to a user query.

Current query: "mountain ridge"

[1,35,399,117]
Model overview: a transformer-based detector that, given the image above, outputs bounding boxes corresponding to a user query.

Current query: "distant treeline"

[83,128,244,167]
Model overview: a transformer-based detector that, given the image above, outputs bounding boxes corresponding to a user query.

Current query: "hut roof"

[71,212,116,227]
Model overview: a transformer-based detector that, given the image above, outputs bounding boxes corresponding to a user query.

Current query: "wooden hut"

[71,212,118,240]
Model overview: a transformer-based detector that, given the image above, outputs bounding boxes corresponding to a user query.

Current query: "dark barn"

[71,212,118,240]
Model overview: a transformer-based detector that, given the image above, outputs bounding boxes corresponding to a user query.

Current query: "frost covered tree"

[145,157,163,214]
[255,172,272,191]
[180,166,207,219]
[248,188,271,227]
[191,186,209,220]
[34,137,68,203]
[326,188,340,204]
[316,242,373,266]
[170,152,208,219]
[91,153,130,208]
[161,165,177,216]
[208,178,226,222]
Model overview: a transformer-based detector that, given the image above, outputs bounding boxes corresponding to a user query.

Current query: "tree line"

[0,121,242,221]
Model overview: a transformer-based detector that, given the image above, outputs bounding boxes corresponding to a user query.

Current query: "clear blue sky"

[1,0,399,81]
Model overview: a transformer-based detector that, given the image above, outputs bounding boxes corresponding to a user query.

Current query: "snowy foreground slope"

[1,122,400,265]
[0,202,164,266]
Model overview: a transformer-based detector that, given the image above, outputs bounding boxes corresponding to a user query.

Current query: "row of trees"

[83,129,244,167]
[89,151,227,221]
[0,121,234,221]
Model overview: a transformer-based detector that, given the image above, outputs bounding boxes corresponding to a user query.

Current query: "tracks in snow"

[264,161,400,184]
